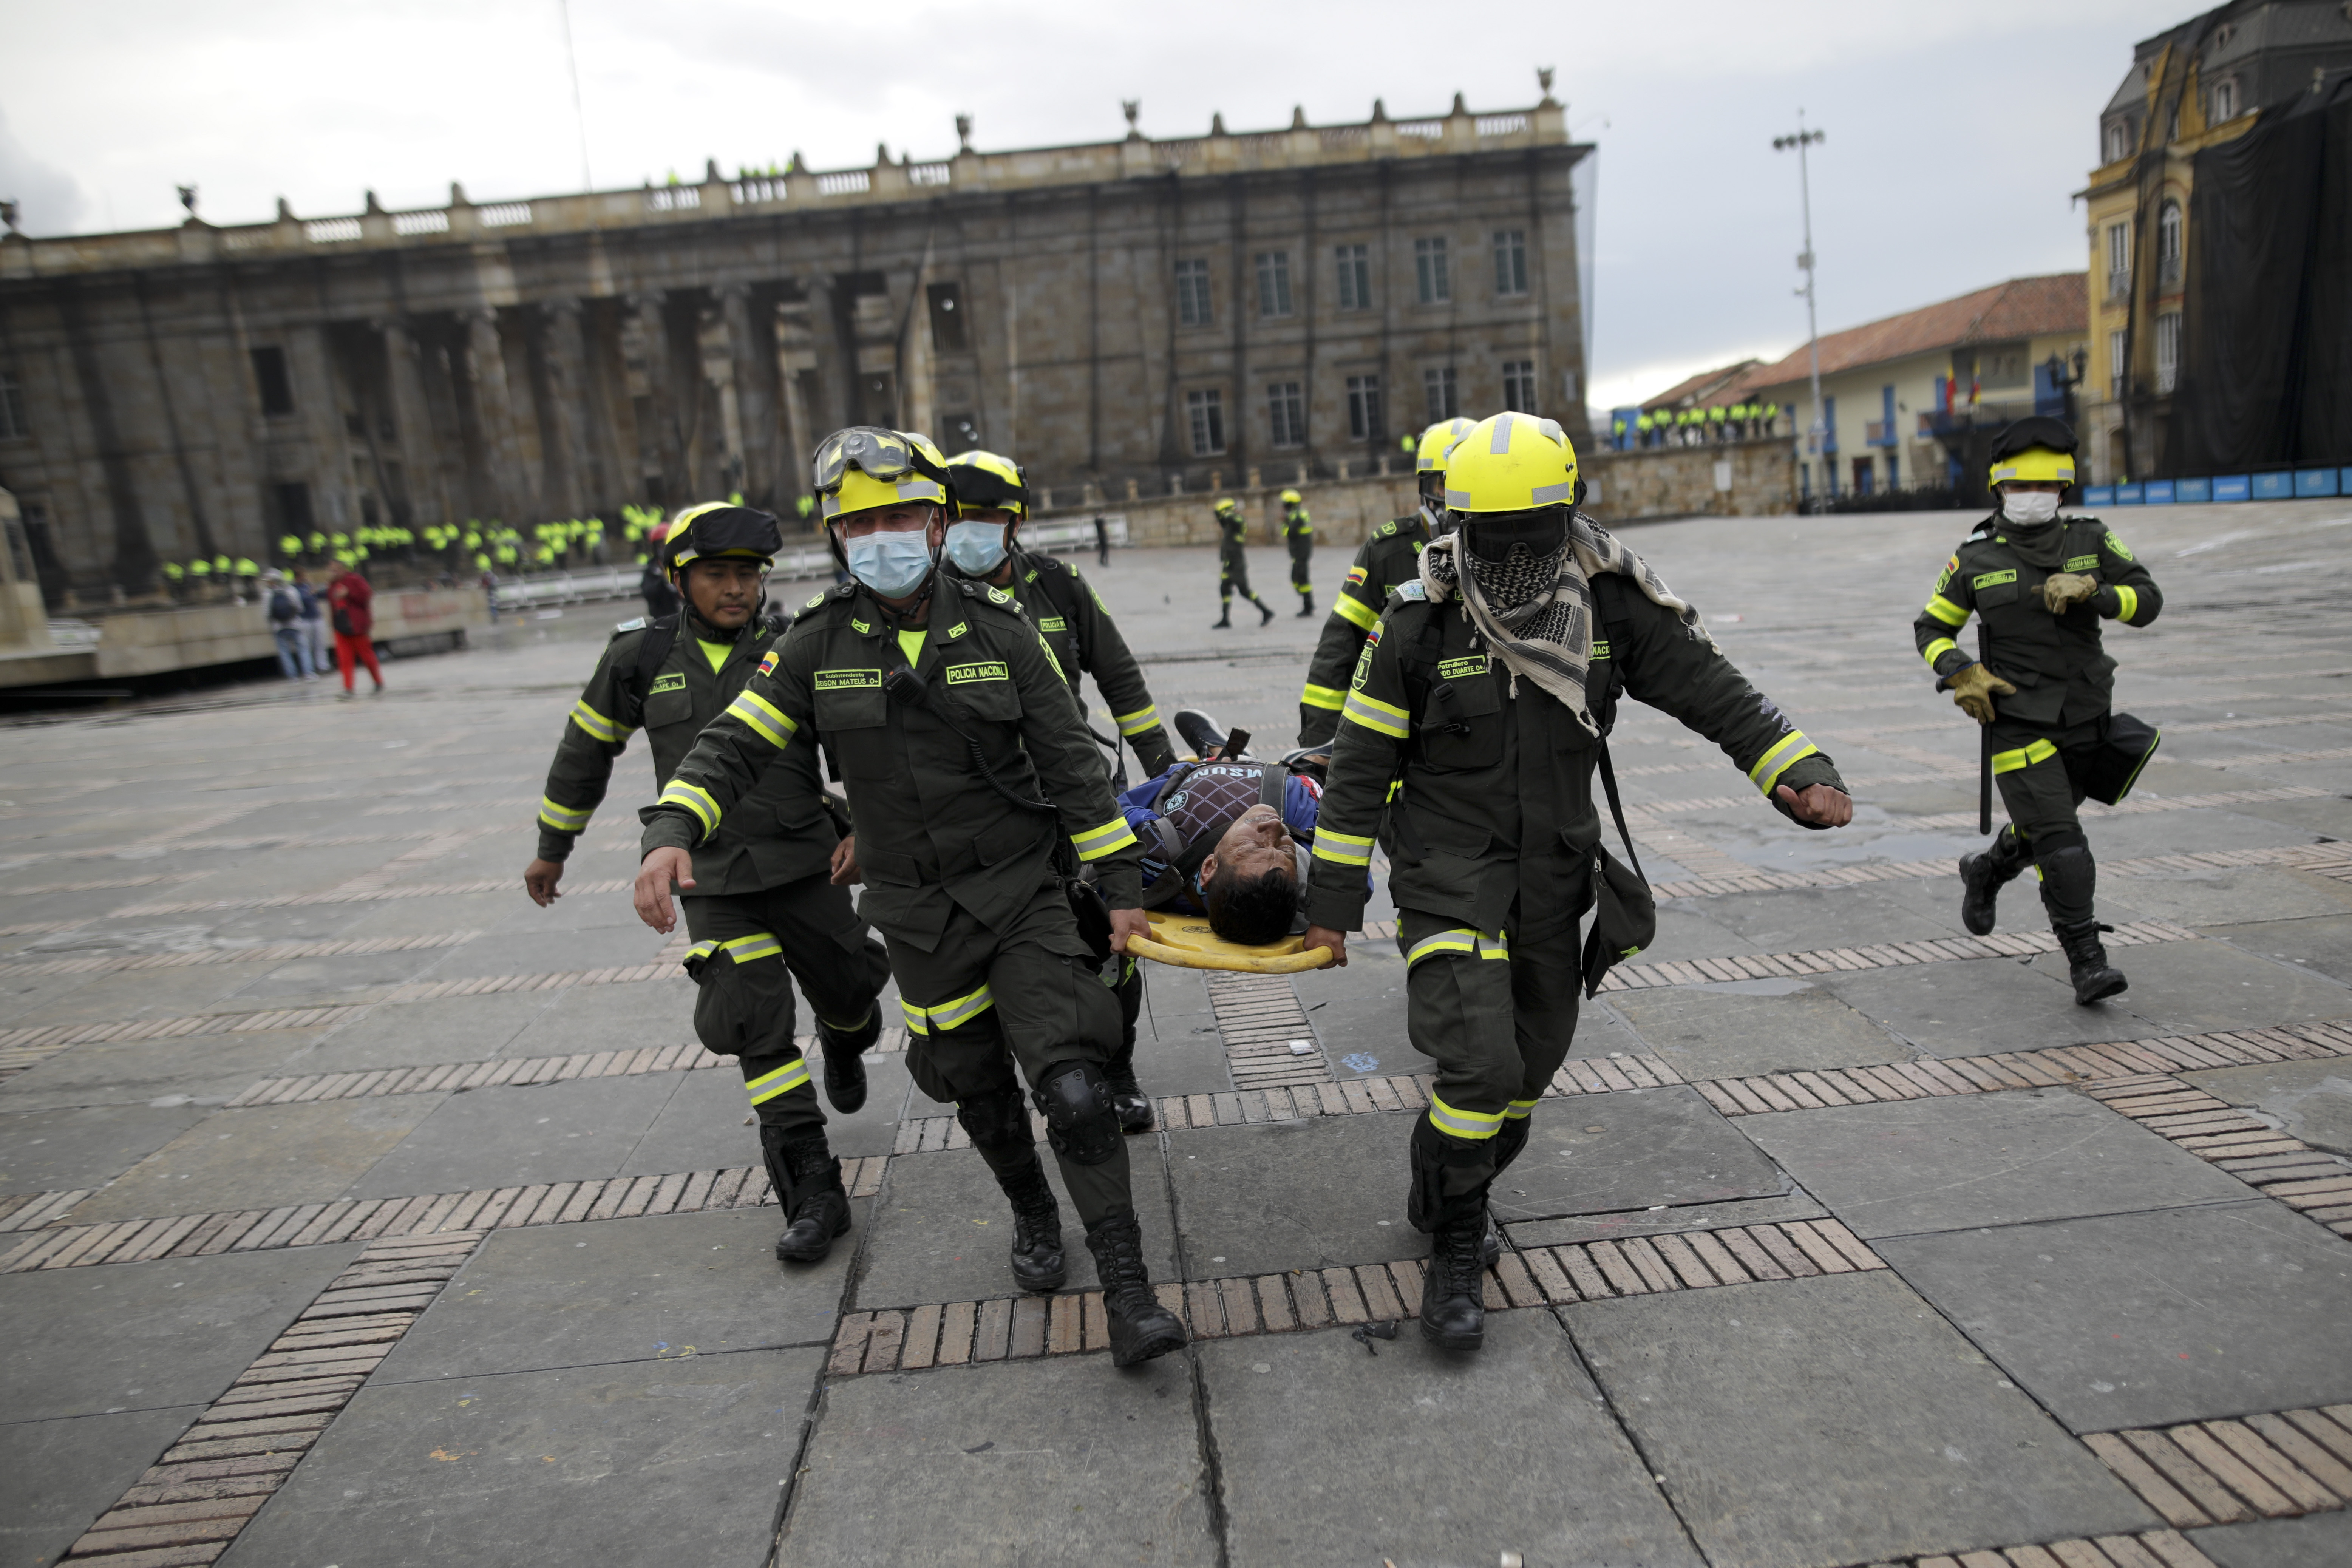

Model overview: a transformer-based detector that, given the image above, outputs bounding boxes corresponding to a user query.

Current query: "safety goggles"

[812,428,949,496]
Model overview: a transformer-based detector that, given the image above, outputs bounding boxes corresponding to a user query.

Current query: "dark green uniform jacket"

[641,576,1144,950]
[1298,510,1436,745]
[1217,513,1249,559]
[1912,515,2162,728]
[536,610,839,895]
[1305,577,1844,945]
[970,547,1175,775]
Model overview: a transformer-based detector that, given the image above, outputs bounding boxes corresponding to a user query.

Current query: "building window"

[1501,360,1536,413]
[1334,244,1370,311]
[1267,381,1306,448]
[1414,237,1450,304]
[927,282,967,352]
[1345,374,1382,441]
[1255,252,1293,319]
[2154,312,2182,394]
[2105,222,2132,300]
[1491,229,1528,297]
[0,371,26,440]
[2103,118,2133,163]
[1175,260,1213,328]
[250,346,295,416]
[2211,77,2237,121]
[1187,388,1225,455]
[1422,367,1458,423]
[2157,199,2183,286]
[2109,329,2127,391]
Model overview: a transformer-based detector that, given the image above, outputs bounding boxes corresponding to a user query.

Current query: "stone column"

[463,308,530,524]
[539,299,600,519]
[379,316,451,530]
[719,283,778,506]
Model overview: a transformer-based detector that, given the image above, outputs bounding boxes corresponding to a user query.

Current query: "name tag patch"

[649,671,688,694]
[1036,615,1069,633]
[945,660,1009,686]
[1437,655,1490,680]
[1973,569,2018,590]
[1589,639,1612,662]
[814,668,881,691]
[2064,555,2100,573]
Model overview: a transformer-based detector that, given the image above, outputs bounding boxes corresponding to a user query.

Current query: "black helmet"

[661,503,783,581]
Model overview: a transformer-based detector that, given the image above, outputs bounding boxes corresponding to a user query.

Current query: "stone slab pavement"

[3,498,2350,1568]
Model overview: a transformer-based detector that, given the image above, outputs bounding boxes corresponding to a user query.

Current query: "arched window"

[2158,199,2184,286]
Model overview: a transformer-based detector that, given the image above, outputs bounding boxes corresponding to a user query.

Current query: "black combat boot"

[768,1131,851,1264]
[1102,1041,1154,1135]
[1256,599,1275,627]
[1482,1116,1535,1268]
[1957,827,2030,936]
[813,1010,877,1116]
[1211,606,1232,629]
[1297,591,1315,618]
[2055,920,2128,1004]
[1084,1207,1187,1367]
[1420,1208,1489,1351]
[998,1157,1067,1292]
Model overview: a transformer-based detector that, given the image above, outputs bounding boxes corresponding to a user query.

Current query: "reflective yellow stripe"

[1477,931,1510,961]
[724,689,797,749]
[902,983,997,1036]
[657,779,722,839]
[1341,689,1410,740]
[1504,1098,1539,1120]
[746,1058,810,1104]
[1427,1096,1504,1140]
[719,932,782,963]
[1114,704,1160,737]
[1406,928,1507,967]
[537,796,592,832]
[1991,737,2059,775]
[1070,815,1138,862]
[1312,828,1375,868]
[2113,584,2138,621]
[685,940,719,965]
[1921,594,1969,628]
[1299,681,1345,712]
[569,698,626,743]
[1332,594,1380,633]
[1921,637,1958,669]
[1747,731,1820,794]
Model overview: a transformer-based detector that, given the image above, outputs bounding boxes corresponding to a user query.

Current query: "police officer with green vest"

[1296,418,1474,746]
[1913,417,2163,1004]
[1212,497,1275,628]
[528,501,890,1267]
[1281,488,1315,617]
[1300,412,1853,1352]
[940,448,1178,1134]
[636,428,1188,1368]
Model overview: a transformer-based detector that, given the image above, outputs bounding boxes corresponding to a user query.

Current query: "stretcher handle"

[1125,935,1334,973]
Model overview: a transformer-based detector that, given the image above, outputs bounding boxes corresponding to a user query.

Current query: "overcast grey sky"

[0,0,2162,410]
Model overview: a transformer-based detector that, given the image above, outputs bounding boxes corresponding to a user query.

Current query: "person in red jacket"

[326,565,385,696]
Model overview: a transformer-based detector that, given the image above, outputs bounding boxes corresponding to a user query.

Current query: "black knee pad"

[1032,1059,1122,1166]
[955,1084,1033,1154]
[2036,842,2098,923]
[2033,826,2088,858]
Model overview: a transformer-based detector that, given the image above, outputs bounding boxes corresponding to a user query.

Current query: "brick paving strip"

[114,876,633,917]
[53,1230,484,1565]
[825,1217,1892,1376]
[2082,1072,2352,1240]
[1648,840,2352,903]
[0,871,209,897]
[1590,918,2196,994]
[2082,1404,2352,1531]
[0,1159,889,1274]
[0,930,480,979]
[1834,1526,2221,1567]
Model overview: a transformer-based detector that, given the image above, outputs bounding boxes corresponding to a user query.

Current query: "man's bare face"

[1198,803,1296,885]
[685,558,764,629]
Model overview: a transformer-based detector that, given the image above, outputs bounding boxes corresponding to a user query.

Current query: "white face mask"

[2002,491,2060,526]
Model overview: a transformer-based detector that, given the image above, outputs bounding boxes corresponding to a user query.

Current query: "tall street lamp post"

[1773,116,1827,487]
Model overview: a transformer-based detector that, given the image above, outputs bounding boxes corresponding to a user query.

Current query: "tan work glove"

[2039,572,2099,613]
[1948,663,2016,725]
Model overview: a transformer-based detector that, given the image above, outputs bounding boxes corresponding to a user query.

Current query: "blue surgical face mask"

[945,520,1009,576]
[844,529,935,598]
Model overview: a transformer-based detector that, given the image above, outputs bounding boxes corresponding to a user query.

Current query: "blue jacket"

[1117,762,1324,914]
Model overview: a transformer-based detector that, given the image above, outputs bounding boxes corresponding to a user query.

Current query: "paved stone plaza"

[3,499,2350,1568]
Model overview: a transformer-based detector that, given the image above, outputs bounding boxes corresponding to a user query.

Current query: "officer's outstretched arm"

[1607,585,1847,828]
[530,638,641,905]
[1006,626,1145,911]
[1302,622,1411,946]
[2093,529,2162,627]
[635,643,814,923]
[1296,539,1385,746]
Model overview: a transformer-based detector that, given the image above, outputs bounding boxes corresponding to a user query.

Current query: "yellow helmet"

[1214,497,1238,515]
[663,502,783,581]
[1416,417,1479,474]
[945,449,1031,520]
[1280,488,1302,505]
[812,427,950,521]
[1442,412,1580,513]
[1988,446,2075,487]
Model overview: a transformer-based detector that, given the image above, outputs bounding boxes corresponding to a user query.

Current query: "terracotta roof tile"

[1724,274,2087,399]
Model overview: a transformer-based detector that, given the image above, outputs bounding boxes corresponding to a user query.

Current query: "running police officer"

[940,448,1178,1133]
[529,502,890,1267]
[636,428,1188,1368]
[1301,414,1853,1352]
[1296,418,1475,746]
[1281,489,1315,617]
[1915,417,2162,1004]
[1212,497,1275,628]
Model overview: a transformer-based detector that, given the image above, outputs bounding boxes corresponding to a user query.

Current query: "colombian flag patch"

[1345,565,1368,587]
[757,650,779,678]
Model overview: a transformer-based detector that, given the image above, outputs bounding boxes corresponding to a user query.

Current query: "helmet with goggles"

[945,450,1031,521]
[661,502,783,582]
[1986,416,2077,490]
[812,426,951,521]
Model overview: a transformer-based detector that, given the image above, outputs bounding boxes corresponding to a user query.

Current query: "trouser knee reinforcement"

[1034,1059,1122,1166]
[2035,842,2099,928]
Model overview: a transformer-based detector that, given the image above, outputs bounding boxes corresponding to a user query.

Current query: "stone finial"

[1538,66,1557,104]
[1210,111,1227,136]
[364,189,385,214]
[450,181,471,207]
[705,157,722,182]
[955,113,975,151]
[1122,99,1140,129]
[176,184,198,216]
[0,199,18,236]
[1450,91,1468,117]
[276,196,295,221]
[1371,97,1388,122]
[875,141,892,167]
[790,151,806,173]
[1290,105,1308,130]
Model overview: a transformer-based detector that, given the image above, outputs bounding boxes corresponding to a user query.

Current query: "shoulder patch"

[1375,519,1398,538]
[2103,530,2135,561]
[1344,565,1368,588]
[610,616,646,637]
[804,593,825,610]
[757,649,780,678]
[1393,579,1427,602]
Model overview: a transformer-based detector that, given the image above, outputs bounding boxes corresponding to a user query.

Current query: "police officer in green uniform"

[1296,418,1474,746]
[637,428,1188,1368]
[1913,417,2162,1004]
[1281,489,1315,617]
[528,502,890,1267]
[940,448,1177,1133]
[1300,413,1853,1352]
[1212,497,1275,628]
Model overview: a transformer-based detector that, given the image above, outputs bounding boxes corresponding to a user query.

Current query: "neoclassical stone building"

[0,92,1592,598]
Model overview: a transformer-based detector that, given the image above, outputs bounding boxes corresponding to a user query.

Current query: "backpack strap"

[630,615,679,708]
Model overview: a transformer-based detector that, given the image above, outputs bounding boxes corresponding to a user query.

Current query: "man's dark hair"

[1202,863,1299,946]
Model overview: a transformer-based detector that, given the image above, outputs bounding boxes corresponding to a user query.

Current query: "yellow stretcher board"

[1128,911,1334,973]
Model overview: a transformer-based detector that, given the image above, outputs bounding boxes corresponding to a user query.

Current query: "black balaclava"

[1460,509,1571,624]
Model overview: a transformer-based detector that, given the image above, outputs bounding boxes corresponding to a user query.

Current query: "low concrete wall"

[1584,438,1797,522]
[1037,471,1419,551]
[0,586,491,688]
